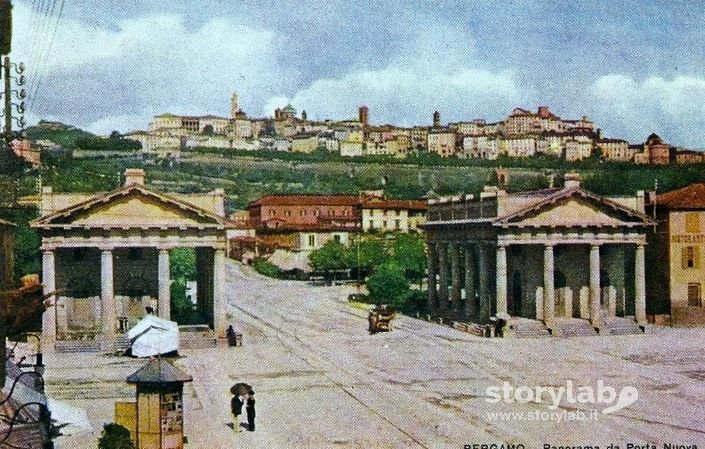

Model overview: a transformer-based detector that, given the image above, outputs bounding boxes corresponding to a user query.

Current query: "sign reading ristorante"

[671,234,705,243]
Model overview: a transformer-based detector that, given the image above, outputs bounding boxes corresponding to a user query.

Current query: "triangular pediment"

[33,186,228,229]
[497,190,651,228]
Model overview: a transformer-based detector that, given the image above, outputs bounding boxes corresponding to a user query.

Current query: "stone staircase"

[552,319,598,337]
[54,339,103,353]
[452,321,492,337]
[114,334,131,352]
[179,325,217,349]
[601,317,644,335]
[511,319,552,338]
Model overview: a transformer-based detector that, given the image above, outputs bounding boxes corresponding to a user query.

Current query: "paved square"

[45,262,705,448]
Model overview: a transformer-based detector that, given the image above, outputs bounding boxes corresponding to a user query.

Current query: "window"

[333,234,341,243]
[269,209,275,217]
[383,220,387,228]
[308,234,316,247]
[314,209,320,216]
[682,246,700,269]
[688,283,702,307]
[285,210,291,217]
[395,220,400,230]
[686,213,700,233]
[368,220,373,229]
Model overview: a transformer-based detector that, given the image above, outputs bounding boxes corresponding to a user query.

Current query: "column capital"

[590,243,601,249]
[99,246,114,253]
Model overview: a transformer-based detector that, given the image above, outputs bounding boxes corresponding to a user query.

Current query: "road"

[180,261,705,449]
[47,260,705,449]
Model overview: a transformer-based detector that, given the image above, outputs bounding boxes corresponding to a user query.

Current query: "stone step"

[54,340,102,353]
[552,320,598,337]
[602,317,643,335]
[512,320,551,338]
[175,325,218,349]
[114,335,131,351]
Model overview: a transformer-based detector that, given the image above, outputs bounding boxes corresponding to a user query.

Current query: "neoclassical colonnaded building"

[422,174,654,336]
[31,169,232,347]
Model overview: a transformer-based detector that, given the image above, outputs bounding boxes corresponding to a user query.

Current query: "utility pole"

[1,0,12,150]
[3,56,10,146]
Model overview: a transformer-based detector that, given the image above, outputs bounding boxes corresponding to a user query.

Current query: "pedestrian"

[231,392,244,432]
[246,390,256,431]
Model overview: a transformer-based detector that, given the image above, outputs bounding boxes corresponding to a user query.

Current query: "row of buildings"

[19,168,705,350]
[124,95,704,164]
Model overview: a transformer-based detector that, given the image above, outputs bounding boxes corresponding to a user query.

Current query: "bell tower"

[231,92,239,119]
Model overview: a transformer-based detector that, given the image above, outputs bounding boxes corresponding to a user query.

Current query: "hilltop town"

[118,93,703,165]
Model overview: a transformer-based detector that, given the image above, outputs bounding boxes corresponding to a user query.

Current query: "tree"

[366,263,410,310]
[390,233,426,287]
[356,239,388,274]
[169,248,197,324]
[309,240,352,274]
[202,124,214,136]
[98,423,135,449]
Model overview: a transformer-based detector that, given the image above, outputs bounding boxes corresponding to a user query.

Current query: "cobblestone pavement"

[47,260,705,448]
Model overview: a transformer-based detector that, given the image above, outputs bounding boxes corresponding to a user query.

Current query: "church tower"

[231,92,239,119]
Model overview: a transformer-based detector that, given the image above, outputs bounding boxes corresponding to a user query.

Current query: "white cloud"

[590,74,705,147]
[12,3,292,131]
[267,25,525,126]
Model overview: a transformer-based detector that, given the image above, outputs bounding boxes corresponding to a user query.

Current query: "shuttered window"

[688,283,702,307]
[686,213,700,233]
[682,246,700,269]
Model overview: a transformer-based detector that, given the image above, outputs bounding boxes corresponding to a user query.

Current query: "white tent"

[47,398,93,436]
[127,315,180,357]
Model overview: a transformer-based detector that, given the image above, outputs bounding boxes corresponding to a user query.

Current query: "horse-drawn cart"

[368,304,395,334]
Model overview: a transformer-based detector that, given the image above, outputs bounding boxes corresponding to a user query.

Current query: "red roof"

[249,194,359,207]
[361,198,427,211]
[655,183,705,209]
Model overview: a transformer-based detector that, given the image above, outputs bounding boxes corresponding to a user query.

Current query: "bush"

[252,258,282,278]
[98,423,135,449]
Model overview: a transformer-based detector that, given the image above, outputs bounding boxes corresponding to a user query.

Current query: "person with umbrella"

[230,383,250,433]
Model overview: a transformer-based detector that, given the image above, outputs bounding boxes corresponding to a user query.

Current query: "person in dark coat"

[231,393,244,432]
[246,390,256,431]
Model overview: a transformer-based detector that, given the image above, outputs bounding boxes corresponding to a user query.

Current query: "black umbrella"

[230,383,252,395]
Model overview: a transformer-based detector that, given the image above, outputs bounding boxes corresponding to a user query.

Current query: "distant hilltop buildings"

[123,92,703,165]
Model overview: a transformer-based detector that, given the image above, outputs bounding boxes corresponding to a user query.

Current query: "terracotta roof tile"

[655,183,705,209]
[249,195,360,207]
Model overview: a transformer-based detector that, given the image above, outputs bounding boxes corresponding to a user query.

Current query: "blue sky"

[11,0,705,147]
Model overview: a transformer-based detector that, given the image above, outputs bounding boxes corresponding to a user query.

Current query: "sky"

[9,0,705,147]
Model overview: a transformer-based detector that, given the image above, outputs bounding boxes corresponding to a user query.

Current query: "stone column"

[213,248,227,337]
[496,244,508,316]
[438,243,448,314]
[590,244,601,328]
[42,250,56,343]
[635,244,647,325]
[477,244,491,323]
[158,249,171,320]
[464,244,475,318]
[427,243,437,314]
[101,249,116,339]
[543,245,555,328]
[450,243,461,312]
